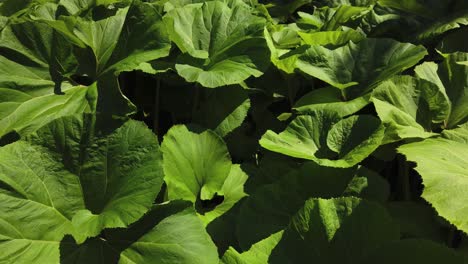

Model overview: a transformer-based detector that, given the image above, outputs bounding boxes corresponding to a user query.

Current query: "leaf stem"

[192,84,200,119]
[153,78,161,135]
[397,155,411,201]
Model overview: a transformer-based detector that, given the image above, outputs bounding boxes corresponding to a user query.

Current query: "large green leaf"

[294,86,370,117]
[0,114,164,263]
[161,125,247,224]
[61,201,219,264]
[30,0,171,78]
[442,122,468,143]
[398,137,468,234]
[371,75,448,143]
[295,38,427,96]
[362,239,464,264]
[260,111,384,167]
[237,163,388,248]
[415,52,468,128]
[0,19,96,138]
[268,197,398,263]
[221,231,284,264]
[193,85,250,137]
[163,1,270,88]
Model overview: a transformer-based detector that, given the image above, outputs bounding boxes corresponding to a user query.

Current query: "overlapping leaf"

[0,19,96,138]
[0,114,164,263]
[399,136,468,234]
[260,111,384,167]
[415,52,468,128]
[371,75,447,143]
[163,0,270,88]
[161,125,247,224]
[61,201,219,264]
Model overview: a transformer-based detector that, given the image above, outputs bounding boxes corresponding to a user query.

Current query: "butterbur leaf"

[442,122,468,143]
[34,0,171,78]
[415,52,468,128]
[294,86,370,117]
[221,231,284,264]
[0,113,164,263]
[298,30,365,47]
[371,75,447,143]
[193,85,251,137]
[161,125,247,224]
[0,20,96,138]
[386,202,445,241]
[269,197,399,263]
[362,239,464,264]
[260,111,384,167]
[164,1,270,88]
[61,201,219,264]
[237,163,388,248]
[398,137,468,234]
[295,38,427,97]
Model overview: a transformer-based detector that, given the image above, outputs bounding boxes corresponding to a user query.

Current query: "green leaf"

[269,197,399,263]
[0,20,96,138]
[298,30,365,47]
[387,202,445,241]
[398,138,468,234]
[371,75,447,143]
[161,125,247,224]
[343,166,390,203]
[60,201,219,264]
[34,0,171,77]
[260,111,384,167]
[415,53,468,128]
[164,1,269,88]
[294,86,370,117]
[442,122,468,143]
[0,114,164,263]
[237,163,388,249]
[416,10,468,42]
[193,85,250,137]
[221,231,283,264]
[295,38,427,96]
[362,239,464,264]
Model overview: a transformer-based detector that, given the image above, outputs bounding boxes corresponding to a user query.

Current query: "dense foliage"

[0,0,467,263]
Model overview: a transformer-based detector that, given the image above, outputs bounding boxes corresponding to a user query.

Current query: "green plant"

[0,0,467,263]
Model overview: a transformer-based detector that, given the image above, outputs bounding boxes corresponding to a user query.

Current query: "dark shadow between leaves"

[0,131,20,147]
[195,193,225,215]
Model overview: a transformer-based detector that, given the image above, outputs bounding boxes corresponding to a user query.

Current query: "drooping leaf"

[415,52,468,128]
[371,75,447,143]
[163,1,269,88]
[398,137,468,234]
[260,111,384,167]
[0,19,96,138]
